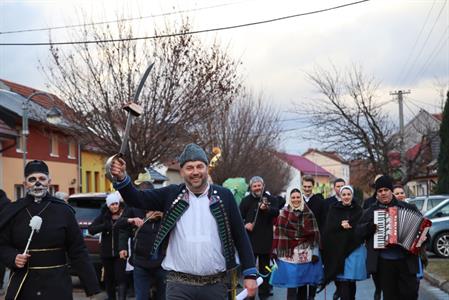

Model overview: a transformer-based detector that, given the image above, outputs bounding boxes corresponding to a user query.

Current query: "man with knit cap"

[356,175,422,300]
[240,176,278,298]
[0,160,100,299]
[110,143,257,300]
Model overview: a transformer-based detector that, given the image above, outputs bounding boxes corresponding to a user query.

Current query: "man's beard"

[28,182,49,199]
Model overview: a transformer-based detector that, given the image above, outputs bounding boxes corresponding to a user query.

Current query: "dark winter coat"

[117,207,164,269]
[0,195,100,300]
[88,203,127,258]
[322,201,363,285]
[240,192,279,254]
[355,198,420,275]
[322,195,339,227]
[303,194,325,232]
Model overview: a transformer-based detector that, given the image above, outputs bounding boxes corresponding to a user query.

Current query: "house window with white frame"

[15,126,25,153]
[68,140,76,159]
[50,133,59,157]
[14,184,24,200]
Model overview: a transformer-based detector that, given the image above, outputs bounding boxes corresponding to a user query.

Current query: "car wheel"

[433,231,449,258]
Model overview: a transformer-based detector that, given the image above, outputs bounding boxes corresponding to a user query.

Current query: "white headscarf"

[106,191,122,207]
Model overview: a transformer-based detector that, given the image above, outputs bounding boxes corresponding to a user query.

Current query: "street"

[72,276,449,300]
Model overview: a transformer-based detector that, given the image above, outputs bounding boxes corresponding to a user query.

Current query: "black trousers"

[102,257,127,300]
[286,285,316,300]
[378,258,418,300]
[254,253,271,295]
[337,281,356,300]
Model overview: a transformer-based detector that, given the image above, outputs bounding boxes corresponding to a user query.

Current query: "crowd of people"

[0,143,429,300]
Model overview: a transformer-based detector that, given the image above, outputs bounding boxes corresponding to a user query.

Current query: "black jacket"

[322,195,339,227]
[117,207,164,269]
[0,195,100,299]
[88,203,127,258]
[356,198,421,275]
[322,201,363,285]
[240,192,279,254]
[304,194,325,232]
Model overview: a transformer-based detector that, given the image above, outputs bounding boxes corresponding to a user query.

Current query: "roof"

[146,167,168,182]
[0,79,68,112]
[302,148,348,164]
[165,160,181,171]
[432,113,443,121]
[275,152,332,177]
[0,86,72,129]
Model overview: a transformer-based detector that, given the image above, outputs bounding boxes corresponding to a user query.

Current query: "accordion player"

[373,206,432,255]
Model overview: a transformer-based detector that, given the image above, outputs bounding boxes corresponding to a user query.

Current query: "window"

[14,184,24,200]
[50,133,59,157]
[412,199,424,211]
[68,140,76,159]
[94,171,100,192]
[68,187,75,195]
[428,198,446,210]
[49,185,59,195]
[86,171,92,192]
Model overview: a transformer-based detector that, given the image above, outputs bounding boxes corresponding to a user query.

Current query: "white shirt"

[162,185,227,275]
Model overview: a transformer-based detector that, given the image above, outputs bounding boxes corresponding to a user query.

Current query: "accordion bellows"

[374,206,432,255]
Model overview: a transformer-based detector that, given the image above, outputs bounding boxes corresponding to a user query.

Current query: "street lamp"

[22,91,62,170]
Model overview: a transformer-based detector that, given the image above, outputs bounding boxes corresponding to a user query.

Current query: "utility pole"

[390,90,411,181]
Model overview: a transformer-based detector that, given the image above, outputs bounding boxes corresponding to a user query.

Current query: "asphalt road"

[72,276,449,300]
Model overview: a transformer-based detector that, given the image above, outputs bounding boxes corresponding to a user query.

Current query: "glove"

[311,255,319,264]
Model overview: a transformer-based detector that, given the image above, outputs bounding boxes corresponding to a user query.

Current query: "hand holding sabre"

[110,157,127,181]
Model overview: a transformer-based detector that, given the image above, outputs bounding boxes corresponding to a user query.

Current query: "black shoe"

[374,290,381,300]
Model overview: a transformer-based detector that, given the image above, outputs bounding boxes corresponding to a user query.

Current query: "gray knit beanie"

[178,143,209,167]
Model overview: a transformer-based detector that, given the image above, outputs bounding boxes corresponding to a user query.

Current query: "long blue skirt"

[270,257,323,288]
[336,244,368,281]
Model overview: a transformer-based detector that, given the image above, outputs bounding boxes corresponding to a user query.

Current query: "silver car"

[425,199,449,258]
[407,195,449,213]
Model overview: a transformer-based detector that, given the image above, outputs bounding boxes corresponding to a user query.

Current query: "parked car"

[406,195,449,213]
[68,192,108,280]
[425,199,449,258]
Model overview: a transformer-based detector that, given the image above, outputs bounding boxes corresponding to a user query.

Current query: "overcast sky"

[1,0,448,153]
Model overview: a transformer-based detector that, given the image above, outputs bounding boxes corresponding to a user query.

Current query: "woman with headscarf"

[270,188,323,300]
[88,192,128,300]
[322,185,367,300]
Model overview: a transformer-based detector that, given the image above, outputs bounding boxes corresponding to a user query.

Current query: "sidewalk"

[424,270,449,295]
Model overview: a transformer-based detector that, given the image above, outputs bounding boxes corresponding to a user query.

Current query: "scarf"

[272,204,320,258]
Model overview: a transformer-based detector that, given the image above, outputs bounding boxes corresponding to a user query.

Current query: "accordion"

[373,206,432,255]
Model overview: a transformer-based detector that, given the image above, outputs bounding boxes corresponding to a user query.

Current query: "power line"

[0,0,370,46]
[400,0,448,86]
[395,0,437,86]
[411,25,449,84]
[0,0,250,35]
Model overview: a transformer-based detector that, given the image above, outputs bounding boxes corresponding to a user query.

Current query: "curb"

[424,270,449,295]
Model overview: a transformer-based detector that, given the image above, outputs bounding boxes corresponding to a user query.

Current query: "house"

[154,160,183,186]
[0,80,80,200]
[275,152,333,196]
[302,148,350,183]
[81,143,113,193]
[391,109,442,196]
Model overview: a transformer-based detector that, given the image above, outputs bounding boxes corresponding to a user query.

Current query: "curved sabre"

[119,62,154,154]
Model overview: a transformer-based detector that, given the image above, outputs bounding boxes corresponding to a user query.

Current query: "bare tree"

[296,65,398,185]
[207,92,291,195]
[41,18,241,178]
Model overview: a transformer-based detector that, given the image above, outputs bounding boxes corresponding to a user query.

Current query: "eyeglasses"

[26,175,48,183]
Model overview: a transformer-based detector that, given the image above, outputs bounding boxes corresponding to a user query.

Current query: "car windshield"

[425,199,449,218]
[409,199,424,211]
[68,197,105,222]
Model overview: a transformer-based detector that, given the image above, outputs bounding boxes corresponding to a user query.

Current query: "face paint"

[25,173,50,199]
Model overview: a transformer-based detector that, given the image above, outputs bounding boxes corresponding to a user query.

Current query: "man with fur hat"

[110,143,258,300]
[356,175,422,300]
[0,160,100,299]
